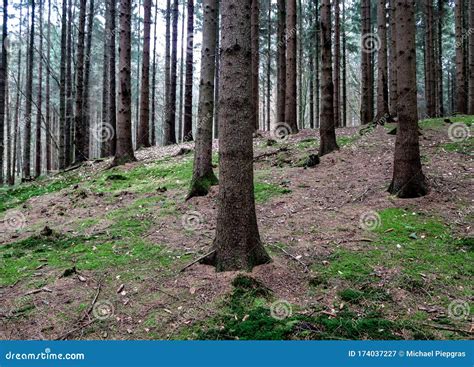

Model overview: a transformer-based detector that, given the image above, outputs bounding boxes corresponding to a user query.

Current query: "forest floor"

[0,116,472,340]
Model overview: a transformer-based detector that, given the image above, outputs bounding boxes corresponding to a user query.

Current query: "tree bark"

[164,0,178,145]
[285,0,298,133]
[178,0,185,142]
[65,0,73,167]
[46,0,52,172]
[342,0,347,127]
[112,0,136,166]
[163,0,171,145]
[469,0,474,114]
[388,0,428,198]
[309,0,315,129]
[0,0,7,184]
[204,0,271,272]
[251,0,260,131]
[183,0,194,141]
[150,0,158,145]
[360,0,373,124]
[137,0,152,148]
[101,0,110,157]
[276,0,286,125]
[424,0,436,118]
[83,0,94,158]
[376,0,389,122]
[319,0,338,156]
[333,0,341,128]
[455,0,467,114]
[187,0,218,199]
[389,0,397,117]
[108,0,117,156]
[436,0,444,116]
[35,0,43,177]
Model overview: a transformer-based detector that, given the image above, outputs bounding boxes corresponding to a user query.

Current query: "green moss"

[337,135,359,147]
[254,182,291,203]
[419,115,473,130]
[296,138,318,150]
[339,287,391,304]
[442,137,473,154]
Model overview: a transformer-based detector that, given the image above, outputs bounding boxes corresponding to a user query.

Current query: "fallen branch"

[24,287,53,296]
[266,244,309,273]
[56,319,96,341]
[179,250,216,272]
[253,148,288,161]
[421,323,471,335]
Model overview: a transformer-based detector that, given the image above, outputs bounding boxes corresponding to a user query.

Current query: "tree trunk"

[137,0,152,148]
[342,0,347,127]
[319,0,338,156]
[23,0,35,179]
[360,0,373,124]
[315,0,320,128]
[112,0,136,166]
[309,0,315,129]
[436,0,444,116]
[109,0,117,156]
[469,0,474,114]
[183,0,194,141]
[285,0,298,133]
[251,0,260,131]
[35,0,44,177]
[187,0,218,199]
[389,0,397,117]
[178,0,185,142]
[59,0,67,169]
[46,0,52,172]
[297,0,303,129]
[212,1,220,139]
[376,0,389,122]
[150,1,158,145]
[82,0,94,158]
[388,0,428,198]
[101,0,110,157]
[276,0,286,125]
[266,0,271,131]
[424,0,436,118]
[65,0,73,167]
[333,0,341,128]
[455,0,467,114]
[163,0,178,145]
[0,0,7,184]
[204,0,271,272]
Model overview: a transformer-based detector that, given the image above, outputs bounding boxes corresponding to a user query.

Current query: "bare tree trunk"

[23,0,35,179]
[285,0,298,133]
[59,0,67,169]
[150,0,157,145]
[135,0,141,143]
[389,0,397,117]
[83,0,94,157]
[469,0,474,114]
[376,0,389,122]
[297,0,302,129]
[187,0,218,199]
[35,0,43,177]
[163,0,171,145]
[101,0,110,157]
[424,0,436,118]
[266,0,271,131]
[137,0,152,148]
[109,0,117,156]
[276,0,286,125]
[0,0,7,184]
[203,0,270,272]
[112,0,136,166]
[164,0,178,145]
[212,1,220,139]
[360,0,373,124]
[65,0,73,166]
[46,0,52,172]
[389,0,427,198]
[315,0,320,128]
[251,0,260,131]
[455,0,467,114]
[178,0,185,142]
[437,0,444,116]
[342,0,347,127]
[183,0,194,141]
[333,0,341,128]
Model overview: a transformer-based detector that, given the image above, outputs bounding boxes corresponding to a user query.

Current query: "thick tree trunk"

[388,0,428,198]
[35,0,44,177]
[83,0,94,158]
[187,0,218,199]
[455,0,467,114]
[101,0,110,157]
[0,0,7,184]
[333,0,341,128]
[360,0,373,124]
[297,0,303,129]
[212,1,220,139]
[204,0,271,272]
[276,0,286,125]
[251,0,259,131]
[285,0,298,133]
[164,0,178,145]
[424,0,436,118]
[469,0,474,114]
[46,0,52,172]
[309,0,315,129]
[319,0,338,156]
[183,0,194,141]
[137,0,152,148]
[376,0,389,122]
[23,0,35,179]
[108,0,117,156]
[150,1,158,145]
[178,0,185,142]
[389,0,397,117]
[112,0,136,166]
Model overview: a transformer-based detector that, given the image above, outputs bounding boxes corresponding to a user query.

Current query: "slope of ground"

[0,116,472,340]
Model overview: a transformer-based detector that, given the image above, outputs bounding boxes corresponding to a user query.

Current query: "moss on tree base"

[186,171,218,200]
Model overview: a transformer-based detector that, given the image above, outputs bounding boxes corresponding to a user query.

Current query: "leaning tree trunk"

[455,0,467,114]
[319,0,338,156]
[251,0,259,131]
[183,0,194,141]
[276,0,286,125]
[376,0,389,122]
[23,0,35,179]
[469,0,474,114]
[0,0,7,184]
[388,0,428,198]
[35,0,44,177]
[333,0,341,128]
[203,0,271,272]
[285,0,298,133]
[112,0,136,166]
[187,0,218,199]
[137,0,152,148]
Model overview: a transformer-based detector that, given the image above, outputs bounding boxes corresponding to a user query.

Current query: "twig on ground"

[179,250,216,273]
[24,287,53,296]
[266,244,309,273]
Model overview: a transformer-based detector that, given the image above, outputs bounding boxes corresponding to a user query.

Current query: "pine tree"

[183,0,195,141]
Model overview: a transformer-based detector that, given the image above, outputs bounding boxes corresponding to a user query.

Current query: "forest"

[0,0,472,341]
